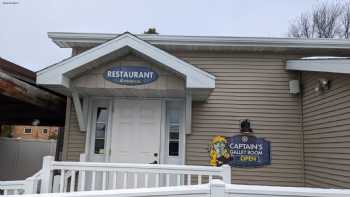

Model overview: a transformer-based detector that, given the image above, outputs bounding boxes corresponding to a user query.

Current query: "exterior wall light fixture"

[240,119,253,134]
[315,78,330,92]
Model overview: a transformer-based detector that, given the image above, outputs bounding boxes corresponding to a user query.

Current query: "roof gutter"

[48,32,350,50]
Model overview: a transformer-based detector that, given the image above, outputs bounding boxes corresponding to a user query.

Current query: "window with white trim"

[41,128,48,134]
[94,107,108,154]
[167,102,181,157]
[23,128,32,134]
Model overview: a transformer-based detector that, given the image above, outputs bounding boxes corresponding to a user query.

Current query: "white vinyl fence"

[0,170,42,195]
[1,155,350,197]
[42,156,231,193]
[0,137,56,181]
[0,156,231,195]
[13,179,350,197]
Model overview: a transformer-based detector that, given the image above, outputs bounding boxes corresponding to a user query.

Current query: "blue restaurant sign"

[227,135,271,168]
[103,66,158,85]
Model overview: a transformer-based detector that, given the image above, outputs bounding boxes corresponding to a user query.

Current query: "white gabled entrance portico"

[111,99,162,164]
[37,32,215,166]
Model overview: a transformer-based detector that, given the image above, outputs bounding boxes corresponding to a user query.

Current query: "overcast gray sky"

[0,0,327,71]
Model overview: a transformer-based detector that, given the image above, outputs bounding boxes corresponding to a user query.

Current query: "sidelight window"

[94,107,108,154]
[167,102,182,157]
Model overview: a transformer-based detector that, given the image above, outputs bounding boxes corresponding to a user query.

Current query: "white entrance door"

[110,99,161,164]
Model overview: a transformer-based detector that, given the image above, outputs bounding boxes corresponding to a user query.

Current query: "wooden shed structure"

[0,57,65,127]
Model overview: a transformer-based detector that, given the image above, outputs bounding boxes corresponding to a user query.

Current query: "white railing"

[0,181,26,195]
[14,179,350,197]
[0,156,230,195]
[43,156,231,193]
[0,170,42,195]
[225,181,350,197]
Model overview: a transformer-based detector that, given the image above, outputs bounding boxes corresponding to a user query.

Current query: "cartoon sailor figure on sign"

[209,136,231,166]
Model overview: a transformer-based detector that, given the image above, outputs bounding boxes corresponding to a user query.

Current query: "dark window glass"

[94,107,107,154]
[42,129,48,134]
[95,139,105,154]
[24,128,32,134]
[169,142,179,156]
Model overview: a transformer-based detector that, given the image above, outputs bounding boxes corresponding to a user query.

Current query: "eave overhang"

[48,32,350,53]
[287,58,350,74]
[37,32,215,92]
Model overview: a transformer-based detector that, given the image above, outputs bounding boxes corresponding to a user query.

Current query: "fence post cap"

[43,155,54,160]
[43,155,54,164]
[221,164,231,184]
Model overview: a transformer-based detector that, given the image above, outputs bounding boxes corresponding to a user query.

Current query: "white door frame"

[163,100,186,165]
[85,97,185,165]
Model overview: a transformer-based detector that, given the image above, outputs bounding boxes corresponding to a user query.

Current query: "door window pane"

[94,107,108,154]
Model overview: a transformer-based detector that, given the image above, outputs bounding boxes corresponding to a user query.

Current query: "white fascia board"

[37,36,130,78]
[286,59,350,74]
[37,72,70,87]
[48,32,350,50]
[38,33,215,89]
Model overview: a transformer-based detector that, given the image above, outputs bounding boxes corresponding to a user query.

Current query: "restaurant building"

[37,32,350,188]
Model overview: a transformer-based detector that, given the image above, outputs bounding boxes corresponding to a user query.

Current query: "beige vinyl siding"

[62,97,86,161]
[62,49,304,186]
[59,46,350,188]
[175,52,304,187]
[302,71,350,188]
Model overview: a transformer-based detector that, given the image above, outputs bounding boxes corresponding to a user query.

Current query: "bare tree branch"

[288,1,345,39]
[342,2,350,39]
[288,14,314,38]
[312,2,342,38]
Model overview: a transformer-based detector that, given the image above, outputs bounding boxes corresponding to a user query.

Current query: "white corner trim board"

[37,32,215,89]
[185,90,192,134]
[286,59,350,74]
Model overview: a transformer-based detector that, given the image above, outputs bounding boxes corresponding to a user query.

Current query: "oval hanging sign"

[103,66,159,85]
